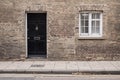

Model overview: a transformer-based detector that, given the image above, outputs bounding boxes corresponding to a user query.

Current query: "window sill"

[78,37,105,40]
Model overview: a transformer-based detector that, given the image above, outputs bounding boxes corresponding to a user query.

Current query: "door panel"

[27,13,47,56]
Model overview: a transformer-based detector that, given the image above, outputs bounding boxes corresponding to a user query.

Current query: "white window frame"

[79,12,103,37]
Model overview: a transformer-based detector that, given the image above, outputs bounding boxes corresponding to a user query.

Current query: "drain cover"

[31,64,45,67]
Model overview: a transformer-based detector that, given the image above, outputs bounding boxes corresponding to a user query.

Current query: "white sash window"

[79,12,102,37]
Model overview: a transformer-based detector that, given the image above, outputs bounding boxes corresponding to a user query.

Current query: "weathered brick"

[0,0,120,60]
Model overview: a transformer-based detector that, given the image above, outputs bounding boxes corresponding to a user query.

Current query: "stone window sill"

[78,37,105,40]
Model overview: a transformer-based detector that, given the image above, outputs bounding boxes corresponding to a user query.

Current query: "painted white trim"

[89,13,92,36]
[25,13,28,58]
[79,12,103,37]
[46,13,48,58]
[100,13,103,36]
[79,13,81,36]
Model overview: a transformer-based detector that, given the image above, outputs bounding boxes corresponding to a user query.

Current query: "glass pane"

[85,20,88,26]
[92,13,100,19]
[81,13,89,19]
[92,13,96,19]
[92,21,95,27]
[96,27,100,33]
[81,13,84,19]
[96,13,100,19]
[92,21,95,33]
[85,27,88,33]
[92,27,95,33]
[81,20,84,26]
[96,21,100,27]
[81,27,84,33]
[84,14,89,19]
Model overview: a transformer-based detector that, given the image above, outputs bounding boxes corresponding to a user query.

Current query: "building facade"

[0,0,120,60]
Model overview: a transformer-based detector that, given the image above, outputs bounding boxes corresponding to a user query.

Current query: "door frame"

[25,11,47,58]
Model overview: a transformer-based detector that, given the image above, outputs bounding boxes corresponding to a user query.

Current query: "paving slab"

[66,61,78,72]
[110,61,120,71]
[16,61,34,72]
[98,61,118,71]
[5,62,23,72]
[27,61,45,72]
[88,61,105,71]
[0,62,13,71]
[52,61,67,72]
[39,61,55,72]
[77,61,91,72]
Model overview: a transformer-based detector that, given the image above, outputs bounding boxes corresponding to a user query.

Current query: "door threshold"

[27,55,47,61]
[28,55,46,58]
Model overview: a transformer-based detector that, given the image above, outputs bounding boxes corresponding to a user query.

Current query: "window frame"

[79,12,103,37]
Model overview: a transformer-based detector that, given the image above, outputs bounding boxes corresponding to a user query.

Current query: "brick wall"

[0,0,120,60]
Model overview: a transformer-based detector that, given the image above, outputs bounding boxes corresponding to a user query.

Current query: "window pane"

[85,20,88,26]
[96,13,100,19]
[96,21,100,27]
[92,14,96,19]
[81,14,84,19]
[85,27,88,33]
[91,21,100,34]
[92,27,95,33]
[80,13,89,34]
[81,20,84,26]
[91,21,95,33]
[92,21,95,27]
[81,27,84,33]
[92,13,100,19]
[81,27,89,33]
[81,13,89,19]
[84,14,89,19]
[96,27,100,33]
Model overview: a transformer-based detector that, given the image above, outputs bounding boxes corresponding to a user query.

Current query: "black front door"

[27,13,47,57]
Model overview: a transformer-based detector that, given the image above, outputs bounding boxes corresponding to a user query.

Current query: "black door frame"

[26,12,47,58]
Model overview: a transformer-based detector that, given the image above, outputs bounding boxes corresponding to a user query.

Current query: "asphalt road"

[0,74,120,80]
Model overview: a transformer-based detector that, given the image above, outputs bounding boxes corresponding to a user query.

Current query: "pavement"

[0,61,120,74]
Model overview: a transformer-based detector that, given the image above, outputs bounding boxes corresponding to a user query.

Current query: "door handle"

[34,37,40,40]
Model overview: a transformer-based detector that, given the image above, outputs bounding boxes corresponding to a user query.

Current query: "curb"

[0,70,120,74]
